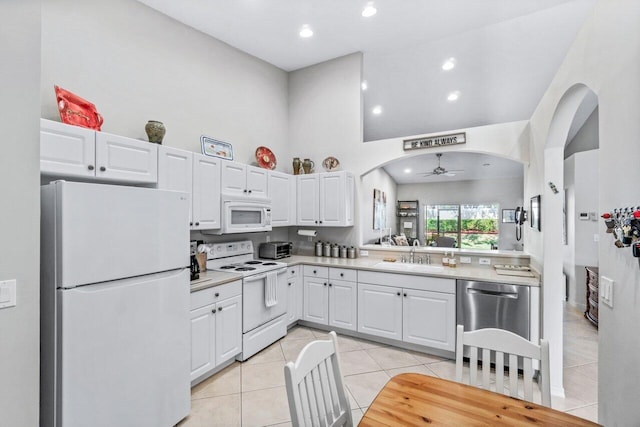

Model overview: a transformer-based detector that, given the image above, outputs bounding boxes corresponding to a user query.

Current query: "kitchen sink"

[373,261,445,274]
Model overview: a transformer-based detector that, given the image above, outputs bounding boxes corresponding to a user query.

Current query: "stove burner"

[245,261,263,265]
[219,265,237,269]
[262,262,278,265]
[236,267,257,272]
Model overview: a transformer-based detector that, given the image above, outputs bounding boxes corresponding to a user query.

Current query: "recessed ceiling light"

[442,58,456,71]
[447,91,460,102]
[299,25,313,38]
[372,105,382,115]
[362,2,377,17]
[404,168,412,174]
[361,80,368,91]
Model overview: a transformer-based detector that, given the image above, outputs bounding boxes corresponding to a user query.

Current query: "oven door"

[223,201,272,234]
[243,268,287,333]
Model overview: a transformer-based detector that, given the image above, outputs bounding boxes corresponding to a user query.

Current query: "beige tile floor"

[179,303,598,426]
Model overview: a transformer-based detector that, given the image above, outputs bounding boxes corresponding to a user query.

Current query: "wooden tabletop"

[359,373,600,426]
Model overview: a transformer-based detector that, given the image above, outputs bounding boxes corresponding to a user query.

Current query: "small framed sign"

[403,132,466,151]
[502,209,516,223]
[201,135,233,160]
[530,195,541,231]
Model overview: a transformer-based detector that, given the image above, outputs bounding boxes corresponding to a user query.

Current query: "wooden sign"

[403,132,466,151]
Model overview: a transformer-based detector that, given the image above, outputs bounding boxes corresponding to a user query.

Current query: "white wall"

[41,0,289,168]
[0,1,41,425]
[563,150,599,309]
[361,168,398,244]
[528,0,640,423]
[397,177,524,251]
[565,107,599,158]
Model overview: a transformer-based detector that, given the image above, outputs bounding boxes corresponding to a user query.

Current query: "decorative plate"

[322,156,340,171]
[256,146,277,170]
[54,85,103,130]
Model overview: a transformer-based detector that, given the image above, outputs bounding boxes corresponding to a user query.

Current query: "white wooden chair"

[455,325,551,407]
[284,331,353,427]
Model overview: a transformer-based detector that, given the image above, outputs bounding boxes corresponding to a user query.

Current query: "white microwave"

[217,199,272,234]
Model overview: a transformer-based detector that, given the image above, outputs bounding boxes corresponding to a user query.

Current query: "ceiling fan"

[419,153,465,177]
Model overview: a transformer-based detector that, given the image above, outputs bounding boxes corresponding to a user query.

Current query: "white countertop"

[190,270,243,292]
[360,244,530,259]
[280,255,540,287]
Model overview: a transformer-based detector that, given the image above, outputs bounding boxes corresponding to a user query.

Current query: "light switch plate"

[0,279,16,309]
[479,258,491,265]
[360,250,369,257]
[600,276,614,308]
[460,256,472,264]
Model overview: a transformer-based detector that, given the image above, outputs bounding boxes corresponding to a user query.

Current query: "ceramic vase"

[292,157,301,175]
[302,158,314,174]
[145,120,166,144]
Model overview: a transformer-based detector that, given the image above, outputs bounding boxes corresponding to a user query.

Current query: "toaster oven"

[259,241,292,259]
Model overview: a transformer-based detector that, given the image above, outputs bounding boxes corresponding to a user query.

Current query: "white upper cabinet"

[95,132,158,183]
[157,148,220,230]
[296,171,354,227]
[40,119,96,178]
[192,154,221,230]
[221,161,268,198]
[40,119,158,184]
[268,171,296,227]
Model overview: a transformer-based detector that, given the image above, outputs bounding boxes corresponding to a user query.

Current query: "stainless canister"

[331,244,340,258]
[347,246,356,259]
[323,242,332,257]
[340,246,347,258]
[315,241,323,257]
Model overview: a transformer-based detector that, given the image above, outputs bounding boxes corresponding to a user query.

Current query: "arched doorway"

[543,83,598,396]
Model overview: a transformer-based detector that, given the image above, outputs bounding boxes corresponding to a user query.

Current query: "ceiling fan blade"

[419,172,435,176]
[446,169,465,173]
[444,172,456,177]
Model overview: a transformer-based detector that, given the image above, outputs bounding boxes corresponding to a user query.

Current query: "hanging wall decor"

[373,189,387,230]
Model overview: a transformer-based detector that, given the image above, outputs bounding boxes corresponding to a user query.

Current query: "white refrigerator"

[40,181,191,427]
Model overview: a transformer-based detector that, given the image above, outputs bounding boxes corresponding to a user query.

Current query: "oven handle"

[466,288,518,299]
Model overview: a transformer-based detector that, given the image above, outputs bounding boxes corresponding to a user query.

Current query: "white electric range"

[203,241,288,360]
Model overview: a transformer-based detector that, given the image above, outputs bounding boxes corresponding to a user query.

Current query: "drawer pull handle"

[397,292,401,296]
[340,273,344,277]
[215,292,220,297]
[218,307,222,312]
[99,166,106,172]
[88,165,94,171]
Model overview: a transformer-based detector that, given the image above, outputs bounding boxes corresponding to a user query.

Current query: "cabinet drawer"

[286,266,299,279]
[329,268,357,282]
[191,280,242,310]
[358,270,455,294]
[304,265,329,278]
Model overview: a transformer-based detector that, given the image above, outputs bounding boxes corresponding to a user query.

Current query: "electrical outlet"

[479,258,491,265]
[460,256,471,264]
[360,250,369,257]
[0,279,16,309]
[600,276,614,307]
[265,235,271,243]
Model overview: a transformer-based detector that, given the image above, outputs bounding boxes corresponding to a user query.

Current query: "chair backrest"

[455,325,551,407]
[284,331,353,427]
[435,236,456,247]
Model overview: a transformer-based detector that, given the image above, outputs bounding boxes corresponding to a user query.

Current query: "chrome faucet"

[409,239,419,263]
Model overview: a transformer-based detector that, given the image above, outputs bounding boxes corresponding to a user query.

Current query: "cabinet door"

[344,173,355,226]
[269,171,296,226]
[403,289,456,351]
[297,175,319,226]
[286,276,298,325]
[357,283,402,340]
[319,172,345,226]
[328,279,357,331]
[40,119,96,178]
[192,154,221,230]
[157,146,193,225]
[190,304,216,382]
[220,161,247,196]
[215,295,242,365]
[95,132,158,183]
[246,165,268,198]
[303,276,328,325]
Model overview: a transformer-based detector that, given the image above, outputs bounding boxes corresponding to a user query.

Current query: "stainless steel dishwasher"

[456,280,530,340]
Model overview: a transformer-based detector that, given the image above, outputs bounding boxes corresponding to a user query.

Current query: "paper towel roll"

[297,229,317,237]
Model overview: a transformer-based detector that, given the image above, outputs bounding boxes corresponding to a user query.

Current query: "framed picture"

[530,195,541,231]
[373,188,387,230]
[502,209,516,223]
[201,135,233,160]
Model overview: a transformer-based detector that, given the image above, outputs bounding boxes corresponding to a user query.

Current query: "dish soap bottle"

[442,251,449,267]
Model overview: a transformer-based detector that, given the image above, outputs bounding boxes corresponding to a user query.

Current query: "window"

[425,204,499,249]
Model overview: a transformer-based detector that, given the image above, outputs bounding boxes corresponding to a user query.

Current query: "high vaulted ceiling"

[137,0,597,142]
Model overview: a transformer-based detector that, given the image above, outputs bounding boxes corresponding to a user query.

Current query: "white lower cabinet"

[286,266,302,325]
[190,280,242,384]
[357,270,456,352]
[302,267,356,331]
[357,283,403,340]
[402,288,456,351]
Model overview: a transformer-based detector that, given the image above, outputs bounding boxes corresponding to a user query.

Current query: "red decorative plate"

[255,146,277,170]
[55,85,104,131]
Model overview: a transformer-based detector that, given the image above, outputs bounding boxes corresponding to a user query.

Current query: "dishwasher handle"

[466,288,519,299]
